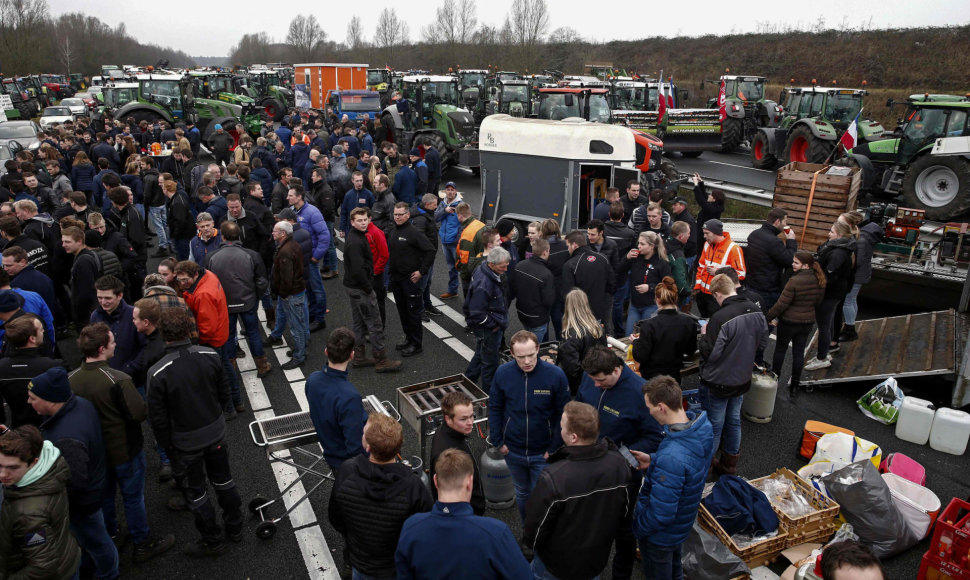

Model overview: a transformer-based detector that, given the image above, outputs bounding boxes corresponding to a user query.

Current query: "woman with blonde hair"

[556,288,607,395]
[805,221,857,370]
[631,276,697,382]
[618,230,671,334]
[768,251,826,394]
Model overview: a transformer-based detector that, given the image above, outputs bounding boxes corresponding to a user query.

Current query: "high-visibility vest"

[694,232,746,294]
[456,218,485,266]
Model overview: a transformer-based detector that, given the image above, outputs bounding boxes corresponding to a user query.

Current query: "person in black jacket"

[329,414,433,579]
[387,202,436,356]
[619,231,672,336]
[632,277,697,382]
[411,194,442,319]
[161,176,194,261]
[0,315,66,427]
[105,186,147,299]
[805,221,857,371]
[541,219,570,340]
[556,288,608,395]
[147,308,242,557]
[510,238,555,342]
[587,219,619,272]
[428,391,486,515]
[744,208,797,314]
[62,226,101,326]
[562,230,615,326]
[692,173,724,255]
[604,202,638,338]
[522,401,632,580]
[620,179,647,223]
[141,159,169,256]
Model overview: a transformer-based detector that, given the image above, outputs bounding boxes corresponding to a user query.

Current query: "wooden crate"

[750,467,841,546]
[772,162,862,252]
[698,502,789,568]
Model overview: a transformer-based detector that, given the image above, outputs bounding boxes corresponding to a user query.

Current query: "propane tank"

[480,446,515,510]
[742,371,779,423]
[403,456,433,497]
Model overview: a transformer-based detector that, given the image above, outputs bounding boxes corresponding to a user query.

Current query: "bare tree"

[548,26,581,44]
[430,0,478,46]
[456,0,478,44]
[508,0,549,47]
[374,8,409,58]
[286,14,326,62]
[346,16,365,51]
[55,33,75,73]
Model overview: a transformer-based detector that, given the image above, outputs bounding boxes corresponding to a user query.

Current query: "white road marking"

[294,525,340,580]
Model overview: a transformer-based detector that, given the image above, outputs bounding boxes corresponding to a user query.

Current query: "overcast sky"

[48,0,970,57]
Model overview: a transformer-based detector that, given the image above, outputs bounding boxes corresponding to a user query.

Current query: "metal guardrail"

[690,177,775,207]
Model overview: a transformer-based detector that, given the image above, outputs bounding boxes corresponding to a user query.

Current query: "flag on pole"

[839,109,863,151]
[718,78,727,123]
[657,71,666,121]
[668,75,675,108]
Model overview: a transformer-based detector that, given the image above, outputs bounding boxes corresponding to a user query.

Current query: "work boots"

[265,306,276,329]
[838,324,858,342]
[254,355,273,378]
[374,350,403,373]
[713,451,741,477]
[352,346,376,368]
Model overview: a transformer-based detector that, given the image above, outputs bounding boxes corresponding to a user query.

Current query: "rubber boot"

[352,345,376,368]
[254,355,273,378]
[374,350,403,373]
[838,324,857,342]
[713,452,740,477]
[265,307,276,329]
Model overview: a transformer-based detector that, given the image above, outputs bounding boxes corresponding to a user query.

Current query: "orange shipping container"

[294,63,369,110]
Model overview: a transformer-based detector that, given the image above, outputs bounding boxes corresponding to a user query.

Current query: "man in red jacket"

[365,217,389,329]
[173,260,241,419]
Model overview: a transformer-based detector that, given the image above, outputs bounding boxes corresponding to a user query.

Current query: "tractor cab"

[488,79,531,117]
[537,88,612,124]
[402,76,461,129]
[138,75,187,119]
[457,69,489,122]
[367,68,392,92]
[610,80,647,111]
[101,83,139,111]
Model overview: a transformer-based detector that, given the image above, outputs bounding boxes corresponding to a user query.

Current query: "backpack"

[94,248,122,279]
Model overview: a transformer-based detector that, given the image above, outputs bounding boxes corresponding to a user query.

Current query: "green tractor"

[1,79,24,120]
[244,69,293,122]
[381,75,476,169]
[112,73,258,149]
[845,97,970,220]
[750,84,884,169]
[2,77,39,118]
[187,71,264,137]
[486,79,532,117]
[704,74,782,152]
[457,69,489,124]
[367,68,393,108]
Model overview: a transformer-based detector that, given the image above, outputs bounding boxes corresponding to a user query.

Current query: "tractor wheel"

[902,155,970,221]
[784,125,832,164]
[429,134,448,162]
[681,151,703,158]
[262,98,285,122]
[382,114,396,144]
[131,110,165,125]
[660,158,679,182]
[721,117,744,152]
[15,102,31,120]
[750,131,777,169]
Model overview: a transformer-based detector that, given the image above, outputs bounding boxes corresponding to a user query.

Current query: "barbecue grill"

[247,395,398,539]
[396,374,488,464]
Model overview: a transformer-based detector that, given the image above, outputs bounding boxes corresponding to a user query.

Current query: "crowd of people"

[0,102,887,579]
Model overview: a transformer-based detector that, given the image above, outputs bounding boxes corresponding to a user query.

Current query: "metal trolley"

[247,395,398,539]
[396,374,489,465]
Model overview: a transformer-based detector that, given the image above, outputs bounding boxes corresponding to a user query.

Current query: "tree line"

[0,0,194,77]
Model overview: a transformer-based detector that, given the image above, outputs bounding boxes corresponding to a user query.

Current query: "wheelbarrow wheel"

[256,521,277,540]
[248,496,270,515]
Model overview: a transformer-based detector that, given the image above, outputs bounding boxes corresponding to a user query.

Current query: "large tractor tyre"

[750,131,777,169]
[131,109,166,125]
[428,134,448,164]
[901,155,970,221]
[721,117,744,152]
[660,158,679,182]
[784,125,831,164]
[262,98,285,122]
[15,102,31,120]
[681,151,703,158]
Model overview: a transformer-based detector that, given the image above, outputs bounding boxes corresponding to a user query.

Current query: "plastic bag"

[821,461,920,558]
[681,521,750,580]
[856,377,904,424]
[797,460,847,498]
[752,475,815,519]
[810,432,882,469]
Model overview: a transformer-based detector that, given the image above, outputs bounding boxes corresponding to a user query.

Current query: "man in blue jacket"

[395,448,531,580]
[290,131,310,181]
[488,330,569,523]
[392,160,418,206]
[287,184,329,332]
[338,172,375,235]
[632,376,714,580]
[305,328,367,472]
[434,183,462,299]
[89,275,147,387]
[408,148,429,197]
[576,344,662,580]
[463,247,511,394]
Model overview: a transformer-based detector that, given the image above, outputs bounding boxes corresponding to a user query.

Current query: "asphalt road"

[60,163,969,580]
[673,148,778,192]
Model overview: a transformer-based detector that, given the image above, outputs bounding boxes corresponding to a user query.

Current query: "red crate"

[918,552,970,580]
[927,498,970,574]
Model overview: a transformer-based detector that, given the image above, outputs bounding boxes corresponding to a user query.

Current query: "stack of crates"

[918,498,970,579]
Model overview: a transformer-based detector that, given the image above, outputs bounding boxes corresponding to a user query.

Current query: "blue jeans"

[505,450,547,523]
[612,279,630,338]
[526,323,548,343]
[134,203,145,219]
[639,540,683,580]
[70,508,120,580]
[443,243,459,294]
[217,342,241,407]
[418,263,435,308]
[352,568,392,580]
[173,237,190,261]
[279,292,308,361]
[229,307,265,358]
[699,383,743,455]
[306,262,327,322]
[324,221,338,271]
[843,282,862,325]
[466,326,502,393]
[549,298,564,341]
[148,205,169,249]
[532,553,596,580]
[626,304,658,336]
[102,450,149,544]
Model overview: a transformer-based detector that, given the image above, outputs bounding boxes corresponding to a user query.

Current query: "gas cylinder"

[403,456,433,497]
[480,446,515,509]
[742,371,778,423]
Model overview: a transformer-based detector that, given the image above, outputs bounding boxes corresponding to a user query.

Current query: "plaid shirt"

[144,286,199,343]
